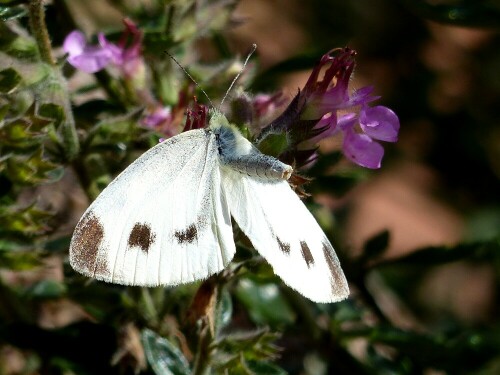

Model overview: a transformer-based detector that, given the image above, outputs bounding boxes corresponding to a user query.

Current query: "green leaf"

[400,0,500,28]
[235,277,296,327]
[0,67,22,93]
[0,203,51,238]
[214,329,282,373]
[141,328,191,375]
[0,117,49,150]
[85,109,144,149]
[42,235,71,253]
[5,148,60,185]
[0,5,27,21]
[0,248,41,271]
[257,133,289,158]
[245,359,287,375]
[38,102,65,123]
[366,325,500,372]
[26,280,67,299]
[216,287,233,334]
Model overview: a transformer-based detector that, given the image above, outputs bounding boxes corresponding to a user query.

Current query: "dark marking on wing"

[70,211,109,276]
[322,241,345,293]
[128,223,156,253]
[300,241,315,267]
[174,223,197,244]
[276,237,290,254]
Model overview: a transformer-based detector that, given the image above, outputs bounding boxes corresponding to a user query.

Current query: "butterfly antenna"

[165,51,215,109]
[219,43,257,109]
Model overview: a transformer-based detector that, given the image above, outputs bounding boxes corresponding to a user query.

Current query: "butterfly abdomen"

[213,123,292,180]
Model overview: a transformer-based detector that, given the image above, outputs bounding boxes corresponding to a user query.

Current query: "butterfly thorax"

[209,112,292,180]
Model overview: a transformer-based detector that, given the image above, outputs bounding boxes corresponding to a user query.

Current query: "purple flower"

[253,93,287,119]
[359,105,399,142]
[98,19,143,78]
[63,30,113,73]
[141,107,172,128]
[334,105,399,169]
[257,48,400,169]
[63,19,144,78]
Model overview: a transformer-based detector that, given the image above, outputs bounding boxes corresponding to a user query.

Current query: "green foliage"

[142,329,191,375]
[235,277,296,327]
[0,0,499,374]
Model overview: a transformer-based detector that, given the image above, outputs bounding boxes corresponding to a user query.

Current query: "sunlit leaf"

[0,5,27,21]
[214,329,282,373]
[215,286,233,334]
[5,153,53,185]
[141,328,191,375]
[0,202,52,238]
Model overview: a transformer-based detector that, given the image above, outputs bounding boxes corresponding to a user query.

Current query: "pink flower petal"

[360,105,400,142]
[141,107,172,128]
[343,129,384,169]
[67,48,113,73]
[338,113,357,131]
[63,30,113,73]
[63,31,86,56]
[98,33,124,64]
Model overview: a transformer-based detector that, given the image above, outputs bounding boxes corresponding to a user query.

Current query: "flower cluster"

[63,18,143,78]
[258,48,399,169]
[63,20,178,135]
[64,20,398,169]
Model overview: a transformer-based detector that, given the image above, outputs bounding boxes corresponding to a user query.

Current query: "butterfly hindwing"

[70,129,236,286]
[221,167,349,303]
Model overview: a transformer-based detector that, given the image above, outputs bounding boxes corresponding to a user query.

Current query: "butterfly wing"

[221,167,349,303]
[70,129,235,286]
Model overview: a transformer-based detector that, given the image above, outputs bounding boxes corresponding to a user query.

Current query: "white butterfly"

[69,111,349,303]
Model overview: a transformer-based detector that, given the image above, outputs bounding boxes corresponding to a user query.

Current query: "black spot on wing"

[300,241,314,268]
[70,211,109,276]
[276,237,290,254]
[174,223,198,244]
[322,241,347,295]
[128,223,156,253]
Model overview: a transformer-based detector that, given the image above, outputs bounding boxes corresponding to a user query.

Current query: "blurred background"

[0,0,499,374]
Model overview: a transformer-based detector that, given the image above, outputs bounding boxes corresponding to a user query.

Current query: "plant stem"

[28,0,55,66]
[28,0,80,160]
[141,288,159,326]
[192,320,213,375]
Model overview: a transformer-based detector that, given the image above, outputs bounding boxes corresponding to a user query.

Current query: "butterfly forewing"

[70,129,235,286]
[221,166,349,303]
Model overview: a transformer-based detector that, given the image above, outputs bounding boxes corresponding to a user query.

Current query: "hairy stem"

[28,0,55,65]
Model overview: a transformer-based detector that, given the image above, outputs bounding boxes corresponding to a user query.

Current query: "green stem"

[28,0,55,65]
[51,67,80,161]
[192,320,213,375]
[141,288,159,326]
[28,0,80,160]
[191,277,222,375]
